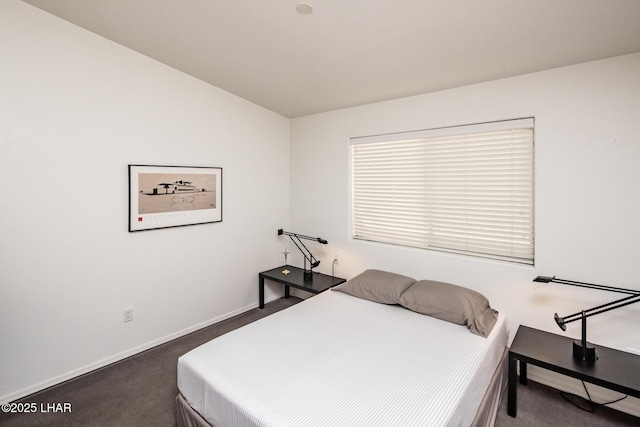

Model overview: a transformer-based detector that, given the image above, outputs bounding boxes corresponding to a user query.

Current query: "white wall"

[0,1,289,402]
[290,54,640,413]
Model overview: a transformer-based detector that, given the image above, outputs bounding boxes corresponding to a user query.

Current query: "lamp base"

[573,340,597,361]
[303,270,313,281]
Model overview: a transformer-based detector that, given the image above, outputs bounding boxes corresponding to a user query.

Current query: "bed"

[177,270,509,427]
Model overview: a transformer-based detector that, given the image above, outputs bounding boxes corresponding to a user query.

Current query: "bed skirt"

[176,392,214,427]
[470,346,508,427]
[176,346,508,427]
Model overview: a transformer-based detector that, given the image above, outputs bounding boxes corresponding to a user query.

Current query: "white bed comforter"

[178,289,508,427]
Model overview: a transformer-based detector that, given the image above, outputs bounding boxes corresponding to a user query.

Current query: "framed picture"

[128,164,222,232]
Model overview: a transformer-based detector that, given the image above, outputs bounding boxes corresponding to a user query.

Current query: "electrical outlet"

[333,254,339,265]
[124,307,133,323]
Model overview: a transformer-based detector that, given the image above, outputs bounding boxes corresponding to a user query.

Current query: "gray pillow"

[398,280,498,337]
[333,269,416,304]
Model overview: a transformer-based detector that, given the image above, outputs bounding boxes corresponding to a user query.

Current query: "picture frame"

[128,164,222,232]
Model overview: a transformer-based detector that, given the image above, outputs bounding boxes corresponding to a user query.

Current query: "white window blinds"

[351,118,534,264]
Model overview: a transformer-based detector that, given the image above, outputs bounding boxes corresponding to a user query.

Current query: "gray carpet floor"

[2,296,638,426]
[495,380,639,427]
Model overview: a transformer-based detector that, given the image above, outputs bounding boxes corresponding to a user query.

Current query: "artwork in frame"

[128,164,222,232]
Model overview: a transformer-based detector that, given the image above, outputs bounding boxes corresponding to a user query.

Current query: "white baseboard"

[1,297,280,404]
[527,364,640,417]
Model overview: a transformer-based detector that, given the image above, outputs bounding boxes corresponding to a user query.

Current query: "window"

[351,118,534,264]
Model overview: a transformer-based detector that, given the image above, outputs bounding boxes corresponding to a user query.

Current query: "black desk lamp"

[278,229,327,281]
[534,276,640,361]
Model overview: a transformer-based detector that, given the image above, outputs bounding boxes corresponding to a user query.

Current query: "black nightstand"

[258,265,346,309]
[508,325,640,417]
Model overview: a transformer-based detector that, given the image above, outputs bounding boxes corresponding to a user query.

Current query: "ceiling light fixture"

[296,3,313,15]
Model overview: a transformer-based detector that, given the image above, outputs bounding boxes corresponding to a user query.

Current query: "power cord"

[560,381,628,413]
[331,258,338,279]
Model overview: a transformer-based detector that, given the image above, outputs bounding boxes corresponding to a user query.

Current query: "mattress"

[178,289,508,427]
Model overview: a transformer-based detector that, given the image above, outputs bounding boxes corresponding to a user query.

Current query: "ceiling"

[21,0,640,118]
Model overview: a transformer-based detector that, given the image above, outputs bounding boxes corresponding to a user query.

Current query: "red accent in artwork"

[138,217,143,222]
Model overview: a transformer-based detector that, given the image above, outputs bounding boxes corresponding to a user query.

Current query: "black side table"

[508,325,640,417]
[258,265,346,309]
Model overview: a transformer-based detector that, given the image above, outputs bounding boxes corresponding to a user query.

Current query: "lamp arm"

[557,294,640,326]
[278,229,328,244]
[288,235,320,268]
[535,276,639,296]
